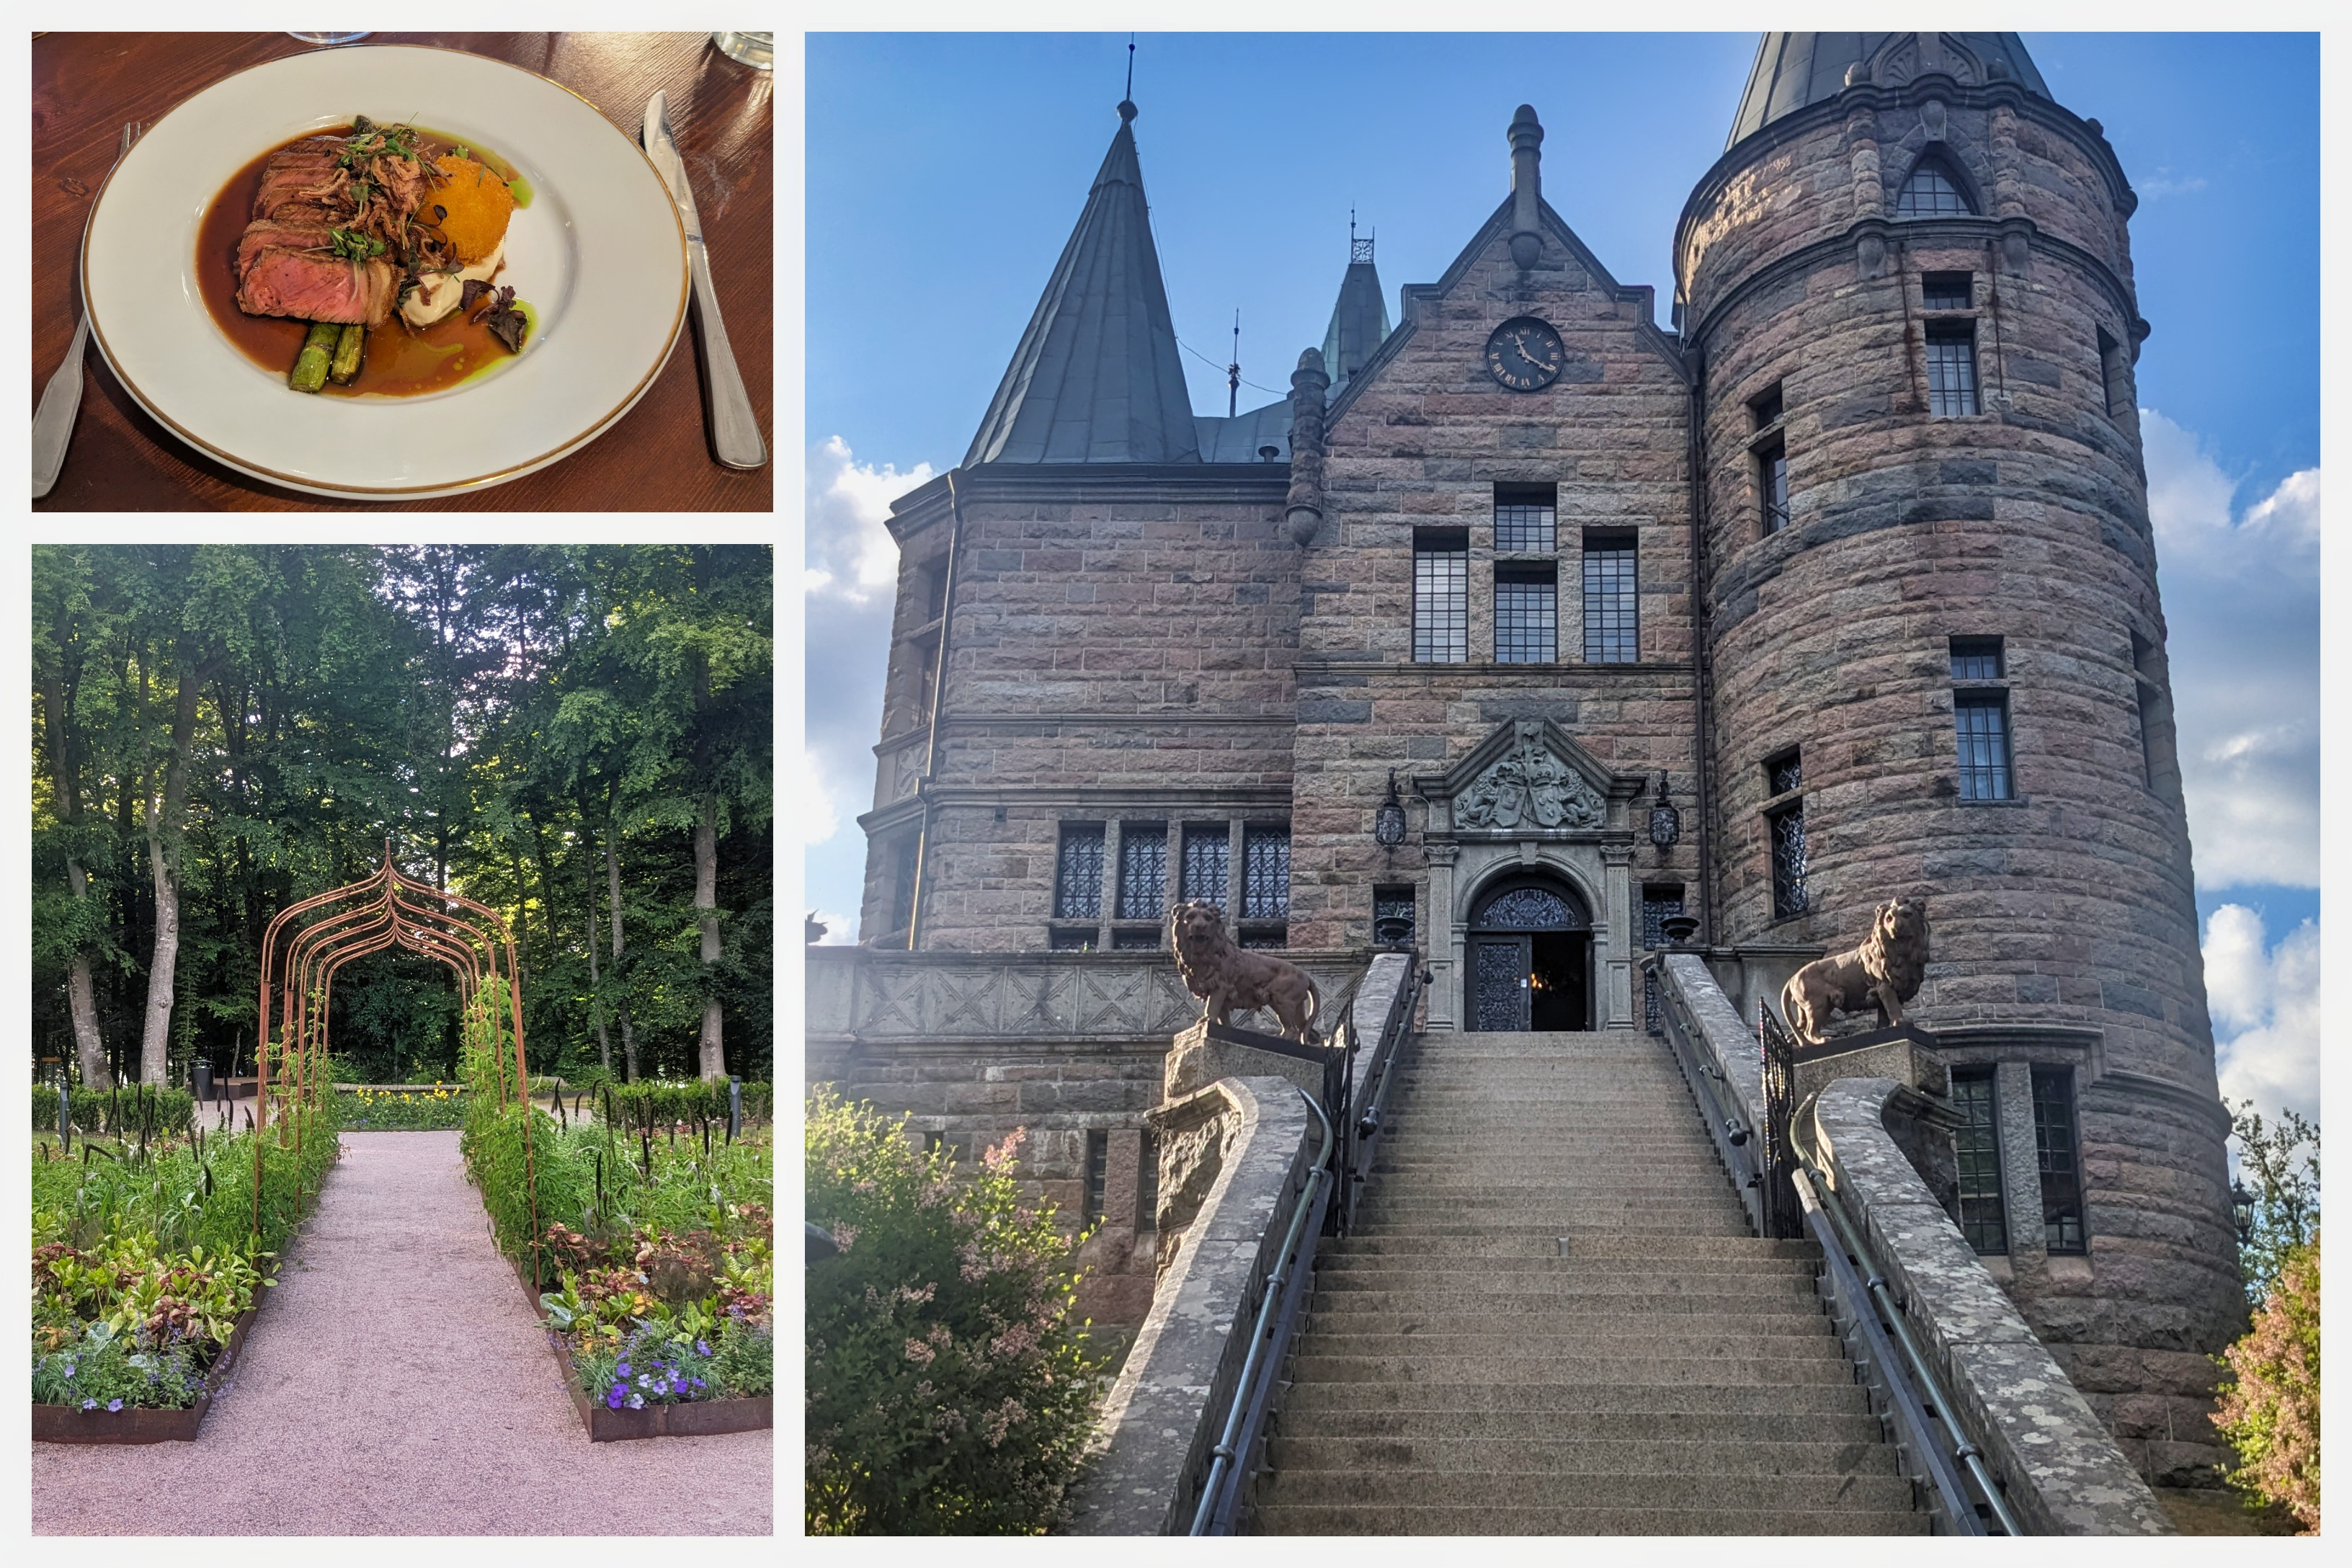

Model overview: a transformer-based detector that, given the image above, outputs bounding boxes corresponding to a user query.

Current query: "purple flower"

[62,1365,75,1379]
[107,1399,123,1412]
[691,1378,705,1389]
[615,1361,631,1376]
[606,1384,626,1410]
[626,1393,645,1409]
[81,1399,97,1410]
[696,1340,711,1357]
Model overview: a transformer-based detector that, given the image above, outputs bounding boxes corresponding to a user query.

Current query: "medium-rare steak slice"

[251,146,349,221]
[236,251,395,329]
[234,220,335,275]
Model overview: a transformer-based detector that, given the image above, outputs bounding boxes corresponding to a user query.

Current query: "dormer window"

[1895,156,1976,216]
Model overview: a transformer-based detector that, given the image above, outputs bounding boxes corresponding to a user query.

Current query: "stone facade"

[824,35,2240,1484]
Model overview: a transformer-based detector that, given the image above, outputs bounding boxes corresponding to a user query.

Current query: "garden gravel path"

[32,1131,772,1536]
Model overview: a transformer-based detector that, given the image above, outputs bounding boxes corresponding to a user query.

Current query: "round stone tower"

[1675,32,2240,1482]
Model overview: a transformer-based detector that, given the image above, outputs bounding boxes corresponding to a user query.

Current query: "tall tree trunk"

[584,817,611,1078]
[695,790,725,1080]
[38,647,109,1088]
[139,657,213,1085]
[607,834,637,1082]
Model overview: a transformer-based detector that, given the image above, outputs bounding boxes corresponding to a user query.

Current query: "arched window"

[1895,156,1977,216]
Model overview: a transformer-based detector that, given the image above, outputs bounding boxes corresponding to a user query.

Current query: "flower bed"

[32,1092,339,1443]
[458,1043,772,1441]
[336,1083,468,1131]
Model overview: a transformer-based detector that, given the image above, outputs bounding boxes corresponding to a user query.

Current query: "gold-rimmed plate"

[84,45,687,500]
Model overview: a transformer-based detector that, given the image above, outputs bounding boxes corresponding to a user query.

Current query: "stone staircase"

[1252,1030,1927,1535]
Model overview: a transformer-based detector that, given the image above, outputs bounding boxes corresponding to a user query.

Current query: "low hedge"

[34,1084,196,1139]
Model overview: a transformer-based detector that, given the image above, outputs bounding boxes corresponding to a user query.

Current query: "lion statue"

[1778,896,1930,1046]
[1170,901,1322,1044]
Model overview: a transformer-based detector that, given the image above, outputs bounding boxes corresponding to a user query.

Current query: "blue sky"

[803,32,2321,1115]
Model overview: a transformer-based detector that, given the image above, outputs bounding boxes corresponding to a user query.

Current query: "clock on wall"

[1484,316,1566,392]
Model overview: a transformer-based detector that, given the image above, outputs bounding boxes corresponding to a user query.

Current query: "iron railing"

[1190,954,1421,1533]
[1757,1002,1804,1240]
[1649,958,1767,1234]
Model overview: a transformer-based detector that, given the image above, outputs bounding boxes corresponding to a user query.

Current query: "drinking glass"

[288,32,372,45]
[712,31,772,71]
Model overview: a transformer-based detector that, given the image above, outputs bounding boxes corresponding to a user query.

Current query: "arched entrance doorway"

[1466,874,1592,1031]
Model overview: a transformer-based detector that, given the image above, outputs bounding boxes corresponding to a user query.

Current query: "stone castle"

[810,30,2242,1496]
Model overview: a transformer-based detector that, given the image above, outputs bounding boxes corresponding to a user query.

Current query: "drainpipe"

[906,470,966,950]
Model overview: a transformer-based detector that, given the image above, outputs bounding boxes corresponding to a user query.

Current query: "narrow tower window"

[1494,565,1558,662]
[2098,326,2128,417]
[1494,483,1557,553]
[1895,157,1976,216]
[2032,1066,2088,1255]
[1581,531,1638,663]
[1054,823,1105,920]
[1758,437,1790,534]
[1082,1129,1109,1224]
[1117,821,1167,921]
[1181,824,1230,906]
[2131,631,2169,792]
[1949,1068,2009,1254]
[1765,749,1805,919]
[1949,636,2004,680]
[1925,322,1981,415]
[1412,528,1469,664]
[1951,639,2014,802]
[1748,382,1783,429]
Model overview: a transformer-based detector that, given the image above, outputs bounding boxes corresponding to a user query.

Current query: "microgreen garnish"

[470,284,527,354]
[327,228,385,262]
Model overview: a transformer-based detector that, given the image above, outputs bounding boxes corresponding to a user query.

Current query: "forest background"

[30,543,773,1090]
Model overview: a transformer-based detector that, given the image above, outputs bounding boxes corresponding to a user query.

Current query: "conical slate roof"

[1319,247,1391,398]
[965,102,1200,466]
[1728,32,2051,150]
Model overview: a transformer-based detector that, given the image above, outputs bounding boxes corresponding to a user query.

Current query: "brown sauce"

[196,125,527,398]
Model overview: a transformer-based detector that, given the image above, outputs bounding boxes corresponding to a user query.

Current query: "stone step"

[1288,1354,1862,1386]
[1268,1406,1890,1446]
[1280,1378,1875,1417]
[1253,1502,1927,1536]
[1264,1435,1899,1479]
[1346,1217,1754,1238]
[1358,1181,1736,1202]
[1255,1466,1917,1513]
[1309,1280,1822,1309]
[1322,1237,1809,1263]
[1304,1309,1832,1339]
[1294,1329,1847,1363]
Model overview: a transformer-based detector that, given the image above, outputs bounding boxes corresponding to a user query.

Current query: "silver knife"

[643,89,767,471]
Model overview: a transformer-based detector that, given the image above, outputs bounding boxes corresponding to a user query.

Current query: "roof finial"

[1227,309,1241,419]
[1120,35,1135,119]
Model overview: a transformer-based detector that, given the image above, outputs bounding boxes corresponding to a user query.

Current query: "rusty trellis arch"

[254,842,538,1271]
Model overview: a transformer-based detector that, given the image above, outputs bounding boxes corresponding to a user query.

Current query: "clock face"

[1484,316,1567,392]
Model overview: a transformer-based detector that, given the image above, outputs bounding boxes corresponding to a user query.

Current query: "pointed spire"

[1319,223,1391,398]
[1729,33,2050,149]
[965,99,1200,466]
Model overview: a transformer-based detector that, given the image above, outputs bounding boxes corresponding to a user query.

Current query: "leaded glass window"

[1117,823,1167,920]
[1181,825,1229,907]
[1582,535,1638,663]
[1110,928,1160,950]
[1641,885,1686,1033]
[1494,567,1557,663]
[1925,323,1980,416]
[1413,533,1469,664]
[1494,485,1556,553]
[1374,886,1417,945]
[1950,1069,2008,1254]
[1955,691,2014,801]
[1769,803,1807,919]
[1768,750,1801,797]
[1054,824,1105,920]
[1950,636,2004,680]
[1896,159,1974,216]
[1241,827,1291,921]
[2033,1066,2088,1255]
[1759,439,1790,534]
[1921,271,1973,311]
[1476,886,1582,929]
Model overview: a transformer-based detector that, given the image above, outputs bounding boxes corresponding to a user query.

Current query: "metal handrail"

[1791,1121,2024,1536]
[1190,1086,1335,1536]
[1788,1164,1992,1535]
[1339,958,1422,1236]
[1647,958,1765,1225]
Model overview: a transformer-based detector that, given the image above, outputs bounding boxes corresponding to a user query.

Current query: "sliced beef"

[254,156,347,221]
[234,219,334,275]
[236,251,394,329]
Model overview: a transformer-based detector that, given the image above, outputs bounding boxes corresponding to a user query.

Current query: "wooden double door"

[1467,876,1592,1032]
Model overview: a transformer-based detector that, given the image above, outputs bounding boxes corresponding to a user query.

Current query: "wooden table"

[31,32,772,511]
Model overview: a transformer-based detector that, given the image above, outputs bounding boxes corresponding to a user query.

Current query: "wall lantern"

[2230,1180,2257,1246]
[1648,771,1681,851]
[1373,768,1409,848]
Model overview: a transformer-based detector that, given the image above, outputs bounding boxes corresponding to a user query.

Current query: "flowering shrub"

[804,1087,1102,1536]
[2213,1235,2320,1533]
[30,1320,210,1411]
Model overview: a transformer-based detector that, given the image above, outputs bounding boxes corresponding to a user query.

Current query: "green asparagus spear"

[289,322,339,393]
[329,322,367,386]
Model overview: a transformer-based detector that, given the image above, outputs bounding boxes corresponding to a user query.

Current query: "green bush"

[2214,1235,2320,1533]
[34,1084,196,1139]
[589,1078,774,1130]
[337,1085,468,1131]
[804,1087,1102,1536]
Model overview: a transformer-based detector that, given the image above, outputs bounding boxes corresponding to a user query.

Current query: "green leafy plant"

[31,1320,210,1412]
[2212,1235,2320,1533]
[2227,1100,2320,1306]
[804,1087,1102,1536]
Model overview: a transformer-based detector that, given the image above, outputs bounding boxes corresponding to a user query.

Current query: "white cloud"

[2202,904,2320,1122]
[2143,411,2319,890]
[804,436,940,925]
[806,435,932,608]
[2136,170,2208,199]
[807,909,860,947]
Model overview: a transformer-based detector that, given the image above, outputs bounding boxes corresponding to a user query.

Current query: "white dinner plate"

[83,45,687,500]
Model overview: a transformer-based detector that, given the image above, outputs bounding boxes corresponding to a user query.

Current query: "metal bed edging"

[1190,1086,1336,1536]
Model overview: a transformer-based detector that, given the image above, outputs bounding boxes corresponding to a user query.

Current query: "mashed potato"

[399,239,507,329]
